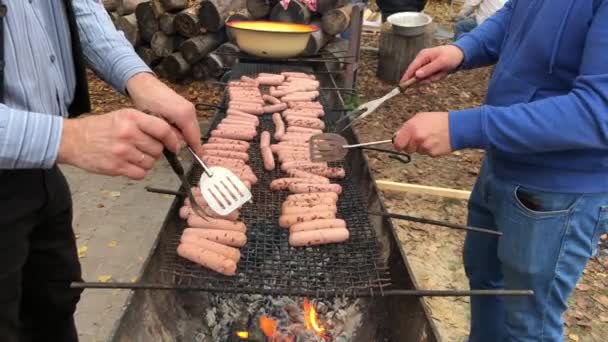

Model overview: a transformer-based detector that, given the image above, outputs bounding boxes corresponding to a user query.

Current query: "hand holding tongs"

[338,77,417,132]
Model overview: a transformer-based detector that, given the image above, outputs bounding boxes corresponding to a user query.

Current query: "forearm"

[0,107,63,169]
[73,0,152,93]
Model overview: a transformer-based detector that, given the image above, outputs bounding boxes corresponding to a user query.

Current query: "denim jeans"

[454,17,478,41]
[464,157,608,341]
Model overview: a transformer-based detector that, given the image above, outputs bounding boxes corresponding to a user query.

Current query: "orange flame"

[236,331,249,339]
[303,298,326,337]
[259,315,277,338]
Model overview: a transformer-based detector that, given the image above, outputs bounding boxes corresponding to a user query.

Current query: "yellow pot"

[226,21,318,59]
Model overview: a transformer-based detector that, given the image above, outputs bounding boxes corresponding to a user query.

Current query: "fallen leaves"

[568,334,579,341]
[593,295,608,309]
[78,245,88,258]
[97,275,112,283]
[107,240,118,248]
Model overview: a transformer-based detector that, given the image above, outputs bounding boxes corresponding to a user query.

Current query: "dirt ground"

[86,1,608,341]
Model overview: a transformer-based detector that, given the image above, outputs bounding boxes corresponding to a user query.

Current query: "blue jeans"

[464,157,608,341]
[454,17,478,41]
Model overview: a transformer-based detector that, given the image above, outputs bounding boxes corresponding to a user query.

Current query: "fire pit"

[105,59,441,342]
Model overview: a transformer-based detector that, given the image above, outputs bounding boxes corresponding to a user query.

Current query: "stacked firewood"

[105,0,354,82]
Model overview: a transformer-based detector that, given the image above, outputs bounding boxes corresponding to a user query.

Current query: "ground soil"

[87,1,607,340]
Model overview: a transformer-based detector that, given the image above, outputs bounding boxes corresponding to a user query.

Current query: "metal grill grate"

[159,63,392,297]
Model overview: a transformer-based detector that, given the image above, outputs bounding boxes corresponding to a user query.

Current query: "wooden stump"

[225,9,251,43]
[269,0,310,24]
[159,13,176,35]
[246,0,278,19]
[160,0,188,12]
[175,5,203,37]
[151,31,180,57]
[135,2,159,43]
[198,0,246,32]
[116,0,147,15]
[162,52,191,81]
[377,22,434,84]
[115,14,141,47]
[136,46,162,67]
[205,42,239,78]
[304,18,333,56]
[104,0,118,11]
[150,0,166,17]
[192,62,209,80]
[321,4,352,35]
[179,31,227,64]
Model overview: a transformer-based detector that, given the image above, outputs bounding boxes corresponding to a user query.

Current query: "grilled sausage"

[279,211,336,228]
[270,178,314,191]
[281,91,319,102]
[288,183,342,195]
[201,155,246,168]
[272,113,285,140]
[281,71,316,80]
[240,75,258,85]
[226,109,260,123]
[269,87,286,98]
[286,169,330,183]
[286,192,339,202]
[216,123,257,134]
[187,216,247,232]
[228,103,264,115]
[289,228,349,247]
[285,117,325,130]
[207,137,252,147]
[181,203,241,221]
[257,76,284,86]
[210,129,256,141]
[263,94,281,105]
[287,101,323,109]
[283,108,324,117]
[282,204,337,215]
[202,143,249,153]
[289,219,347,233]
[263,103,288,114]
[183,227,247,247]
[221,118,259,127]
[260,131,271,148]
[177,243,237,276]
[295,166,346,179]
[282,197,337,211]
[281,161,327,172]
[286,127,323,134]
[201,149,250,162]
[261,146,275,171]
[180,234,241,262]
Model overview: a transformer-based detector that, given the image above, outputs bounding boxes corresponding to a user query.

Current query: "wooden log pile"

[107,0,355,82]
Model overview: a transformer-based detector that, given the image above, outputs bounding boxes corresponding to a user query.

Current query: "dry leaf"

[599,315,608,323]
[107,240,118,248]
[109,191,121,198]
[131,277,138,283]
[78,246,88,258]
[97,275,112,283]
[162,194,174,199]
[576,283,591,291]
[568,334,579,341]
[594,295,608,308]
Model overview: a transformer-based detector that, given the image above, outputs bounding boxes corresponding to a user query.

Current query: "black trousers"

[0,167,82,342]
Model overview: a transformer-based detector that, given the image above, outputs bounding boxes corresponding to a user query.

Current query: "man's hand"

[393,112,452,157]
[57,109,181,180]
[126,73,201,152]
[402,45,465,84]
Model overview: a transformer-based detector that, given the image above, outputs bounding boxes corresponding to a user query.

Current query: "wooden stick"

[375,180,471,200]
[160,0,188,13]
[269,0,311,24]
[135,2,159,43]
[115,13,141,46]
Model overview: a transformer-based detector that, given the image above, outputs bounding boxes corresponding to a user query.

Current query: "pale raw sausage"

[288,228,349,247]
[179,234,241,262]
[289,219,347,233]
[261,146,275,171]
[279,211,336,228]
[187,216,247,232]
[201,149,250,162]
[260,131,271,148]
[272,113,285,140]
[183,227,247,247]
[177,243,237,276]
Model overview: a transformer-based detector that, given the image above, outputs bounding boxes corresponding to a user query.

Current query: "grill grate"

[159,63,392,297]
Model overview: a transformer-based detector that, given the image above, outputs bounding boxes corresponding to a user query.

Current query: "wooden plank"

[375,180,471,200]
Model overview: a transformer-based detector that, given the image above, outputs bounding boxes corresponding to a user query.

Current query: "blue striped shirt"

[0,0,151,169]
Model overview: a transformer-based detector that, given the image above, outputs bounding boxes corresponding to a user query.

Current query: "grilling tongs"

[337,77,417,132]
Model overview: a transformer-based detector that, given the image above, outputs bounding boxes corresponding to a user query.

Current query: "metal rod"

[205,80,355,92]
[369,212,502,236]
[70,282,531,296]
[187,146,213,177]
[145,186,183,196]
[345,139,393,148]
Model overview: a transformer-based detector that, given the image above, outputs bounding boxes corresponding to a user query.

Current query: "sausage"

[282,197,337,210]
[272,113,285,140]
[216,123,257,135]
[277,152,310,163]
[226,115,260,126]
[285,117,325,130]
[183,227,247,247]
[261,146,275,171]
[240,75,258,85]
[277,84,318,92]
[201,149,250,162]
[286,169,330,183]
[263,103,288,114]
[263,94,281,105]
[286,192,339,202]
[277,134,312,143]
[285,78,320,87]
[201,156,246,168]
[180,234,241,262]
[289,219,347,233]
[221,118,259,127]
[270,178,314,191]
[177,243,237,276]
[187,216,247,232]
[281,71,316,80]
[287,101,323,109]
[206,138,251,148]
[260,131,271,148]
[229,80,258,87]
[210,129,256,141]
[281,91,319,102]
[277,141,309,147]
[283,111,323,120]
[270,144,307,154]
[257,76,284,86]
[282,204,337,215]
[202,143,249,153]
[181,203,241,221]
[269,87,286,98]
[283,108,324,117]
[228,96,264,105]
[278,211,336,228]
[259,72,285,79]
[226,109,261,123]
[286,126,323,134]
[179,205,191,219]
[288,228,349,247]
[281,161,327,172]
[288,183,342,195]
[228,103,264,115]
[295,166,346,179]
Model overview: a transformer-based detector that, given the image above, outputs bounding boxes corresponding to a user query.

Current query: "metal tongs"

[338,77,417,132]
[309,133,410,163]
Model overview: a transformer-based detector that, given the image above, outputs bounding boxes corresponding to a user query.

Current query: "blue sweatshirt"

[449,0,608,193]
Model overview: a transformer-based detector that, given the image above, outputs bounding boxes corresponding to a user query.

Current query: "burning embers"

[255,298,326,341]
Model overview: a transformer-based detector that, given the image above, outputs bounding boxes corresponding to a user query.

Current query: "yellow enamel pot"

[226,21,318,59]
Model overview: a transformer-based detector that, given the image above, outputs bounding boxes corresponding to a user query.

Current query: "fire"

[236,331,249,339]
[303,298,326,337]
[259,315,277,338]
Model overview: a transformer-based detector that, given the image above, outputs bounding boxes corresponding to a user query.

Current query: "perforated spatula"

[188,147,252,216]
[309,133,410,163]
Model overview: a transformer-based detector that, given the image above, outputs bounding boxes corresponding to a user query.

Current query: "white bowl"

[387,12,433,37]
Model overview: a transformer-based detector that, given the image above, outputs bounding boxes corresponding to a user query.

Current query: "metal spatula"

[309,133,410,163]
[338,77,417,132]
[187,147,252,216]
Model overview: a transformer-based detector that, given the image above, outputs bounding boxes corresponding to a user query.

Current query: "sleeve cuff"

[448,107,487,151]
[451,34,481,70]
[106,47,154,94]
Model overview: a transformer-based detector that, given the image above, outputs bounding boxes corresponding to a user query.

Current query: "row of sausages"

[176,81,264,276]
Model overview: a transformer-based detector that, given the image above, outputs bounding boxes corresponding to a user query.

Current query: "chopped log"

[192,62,209,80]
[205,42,239,79]
[269,0,311,24]
[321,4,352,35]
[135,2,159,43]
[151,31,180,57]
[161,52,191,81]
[179,31,227,64]
[136,46,162,67]
[115,14,141,46]
[150,0,166,17]
[104,0,118,11]
[116,0,147,15]
[377,22,434,84]
[198,0,246,32]
[304,18,333,56]
[159,13,176,35]
[225,9,251,43]
[246,0,278,19]
[175,5,204,37]
[160,0,188,12]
